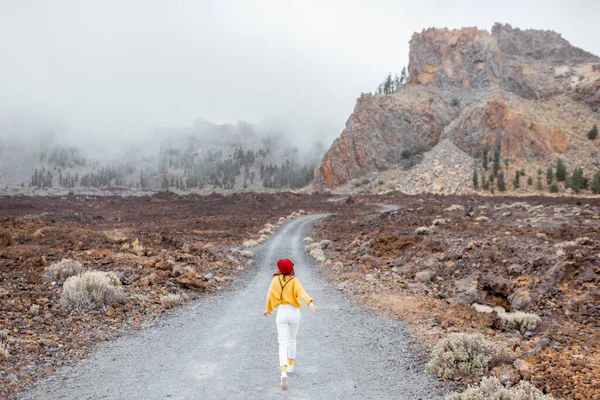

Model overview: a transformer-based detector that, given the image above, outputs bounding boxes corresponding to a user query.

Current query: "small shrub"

[0,232,11,247]
[473,304,541,333]
[132,238,144,253]
[415,226,432,235]
[445,204,465,212]
[362,178,370,185]
[528,177,533,185]
[60,270,125,310]
[427,333,511,380]
[575,236,592,245]
[0,329,9,360]
[449,376,553,400]
[378,180,385,185]
[588,124,598,140]
[0,342,9,360]
[160,293,188,309]
[451,97,460,106]
[29,304,41,316]
[550,182,559,193]
[42,259,84,284]
[354,182,361,187]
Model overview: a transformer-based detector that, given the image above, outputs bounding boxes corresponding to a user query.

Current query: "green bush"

[362,178,370,185]
[527,177,533,185]
[550,182,559,193]
[449,376,553,400]
[378,180,385,185]
[588,124,598,140]
[426,333,511,380]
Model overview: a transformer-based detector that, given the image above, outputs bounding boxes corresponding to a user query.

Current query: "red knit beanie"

[277,258,294,275]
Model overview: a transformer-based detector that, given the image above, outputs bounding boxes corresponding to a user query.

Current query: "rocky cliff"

[313,23,600,193]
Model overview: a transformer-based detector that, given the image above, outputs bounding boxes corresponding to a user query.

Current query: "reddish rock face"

[313,23,600,191]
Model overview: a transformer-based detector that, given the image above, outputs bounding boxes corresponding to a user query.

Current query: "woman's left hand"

[263,310,270,317]
[309,303,319,312]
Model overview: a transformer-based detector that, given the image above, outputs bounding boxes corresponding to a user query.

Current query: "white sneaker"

[287,364,294,373]
[280,373,288,390]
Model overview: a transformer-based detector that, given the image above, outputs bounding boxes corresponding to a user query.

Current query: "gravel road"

[17,214,448,400]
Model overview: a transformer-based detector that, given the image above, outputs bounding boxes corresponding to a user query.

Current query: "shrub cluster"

[0,329,10,360]
[449,376,553,399]
[60,271,125,310]
[42,258,84,284]
[472,304,541,333]
[427,333,511,380]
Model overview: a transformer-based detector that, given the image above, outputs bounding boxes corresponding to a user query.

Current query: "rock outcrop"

[313,23,600,192]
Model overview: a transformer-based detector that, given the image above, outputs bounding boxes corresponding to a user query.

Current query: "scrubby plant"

[513,171,520,188]
[0,342,8,360]
[427,333,511,380]
[473,169,479,190]
[0,329,9,360]
[415,226,432,235]
[0,232,11,247]
[473,304,542,333]
[42,258,84,284]
[452,97,460,106]
[588,124,598,140]
[160,293,188,309]
[445,204,465,212]
[29,304,41,316]
[362,179,370,185]
[378,180,385,185]
[60,270,125,310]
[528,177,533,186]
[448,376,553,400]
[550,182,559,193]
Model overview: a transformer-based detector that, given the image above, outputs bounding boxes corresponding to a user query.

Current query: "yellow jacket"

[265,274,313,313]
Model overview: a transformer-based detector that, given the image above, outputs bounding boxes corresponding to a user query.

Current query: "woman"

[264,258,318,390]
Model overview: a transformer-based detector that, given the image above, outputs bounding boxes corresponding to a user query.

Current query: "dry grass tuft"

[449,376,553,399]
[42,258,84,284]
[60,271,125,310]
[160,293,188,309]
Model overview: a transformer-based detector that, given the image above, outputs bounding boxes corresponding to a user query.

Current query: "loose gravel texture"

[16,214,447,400]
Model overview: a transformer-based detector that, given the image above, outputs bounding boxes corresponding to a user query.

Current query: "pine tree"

[556,158,567,181]
[400,67,408,84]
[591,171,600,194]
[588,124,598,140]
[473,169,479,190]
[482,174,489,190]
[546,166,554,185]
[537,177,543,190]
[393,74,401,91]
[493,150,500,176]
[497,171,506,191]
[482,149,489,170]
[513,170,520,188]
[571,167,584,193]
[527,176,533,185]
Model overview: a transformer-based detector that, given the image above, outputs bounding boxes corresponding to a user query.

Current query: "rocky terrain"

[313,23,600,196]
[0,192,344,398]
[308,193,600,399]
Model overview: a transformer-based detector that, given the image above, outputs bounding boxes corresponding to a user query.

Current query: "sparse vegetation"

[0,329,10,360]
[497,171,506,192]
[160,293,188,309]
[451,97,460,107]
[588,124,598,140]
[550,182,559,193]
[472,304,542,333]
[42,258,84,284]
[60,271,125,310]
[427,333,511,380]
[528,176,533,185]
[556,158,567,182]
[546,166,554,185]
[449,376,553,400]
[591,171,600,194]
[473,169,479,190]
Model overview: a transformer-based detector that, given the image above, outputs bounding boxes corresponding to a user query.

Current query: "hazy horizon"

[1,0,599,151]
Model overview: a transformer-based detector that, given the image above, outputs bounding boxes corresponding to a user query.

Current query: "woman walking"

[264,258,318,390]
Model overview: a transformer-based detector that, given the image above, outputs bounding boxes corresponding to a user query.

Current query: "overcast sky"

[0,0,599,146]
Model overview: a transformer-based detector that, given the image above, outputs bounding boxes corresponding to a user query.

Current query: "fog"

[1,0,599,152]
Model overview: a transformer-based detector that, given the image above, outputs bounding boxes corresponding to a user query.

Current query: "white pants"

[276,304,301,367]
